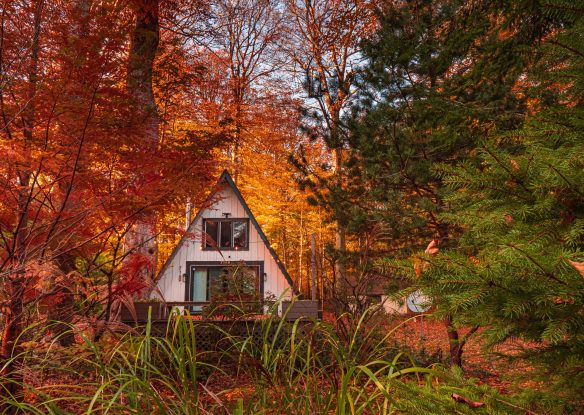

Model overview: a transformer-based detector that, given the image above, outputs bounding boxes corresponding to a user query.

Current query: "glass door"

[190,267,207,312]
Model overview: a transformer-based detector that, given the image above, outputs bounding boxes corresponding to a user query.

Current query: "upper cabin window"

[203,219,249,250]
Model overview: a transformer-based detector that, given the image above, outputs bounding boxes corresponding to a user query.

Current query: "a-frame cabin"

[155,171,296,313]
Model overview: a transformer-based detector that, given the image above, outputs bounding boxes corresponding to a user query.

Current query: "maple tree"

[0,0,220,394]
[0,0,138,390]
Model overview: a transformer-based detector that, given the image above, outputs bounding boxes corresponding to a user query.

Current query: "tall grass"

[0,303,537,414]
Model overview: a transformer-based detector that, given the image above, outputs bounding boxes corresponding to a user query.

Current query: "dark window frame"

[185,261,265,306]
[202,218,250,251]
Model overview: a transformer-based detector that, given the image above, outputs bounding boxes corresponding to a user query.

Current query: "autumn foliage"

[0,0,582,412]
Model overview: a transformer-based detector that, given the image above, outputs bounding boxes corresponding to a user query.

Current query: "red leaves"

[114,253,152,297]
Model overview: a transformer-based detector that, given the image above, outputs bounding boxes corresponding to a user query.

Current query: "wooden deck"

[119,301,319,350]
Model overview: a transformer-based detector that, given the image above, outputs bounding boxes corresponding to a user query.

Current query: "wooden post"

[185,198,192,230]
[299,210,303,295]
[311,233,317,301]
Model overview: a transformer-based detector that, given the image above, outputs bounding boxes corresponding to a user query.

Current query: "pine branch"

[505,243,567,285]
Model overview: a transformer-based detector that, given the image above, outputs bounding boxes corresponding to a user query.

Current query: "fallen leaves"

[451,393,485,408]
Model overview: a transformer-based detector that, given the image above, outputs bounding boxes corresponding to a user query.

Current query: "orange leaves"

[414,259,424,278]
[414,239,440,278]
[469,256,480,265]
[554,296,575,305]
[424,239,440,255]
[568,260,584,278]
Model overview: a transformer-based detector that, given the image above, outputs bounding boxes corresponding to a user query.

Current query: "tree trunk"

[49,252,77,347]
[445,315,463,366]
[126,0,160,281]
[298,209,304,295]
[333,146,347,295]
[1,273,26,401]
[231,98,242,184]
[127,0,159,142]
[280,214,288,268]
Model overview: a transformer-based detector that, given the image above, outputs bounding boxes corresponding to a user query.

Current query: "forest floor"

[389,316,543,395]
[195,315,544,410]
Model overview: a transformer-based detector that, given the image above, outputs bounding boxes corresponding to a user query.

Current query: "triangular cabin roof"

[158,170,297,295]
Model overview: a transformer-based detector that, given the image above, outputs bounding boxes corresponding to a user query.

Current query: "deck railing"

[120,300,271,322]
[120,300,320,323]
[166,300,268,316]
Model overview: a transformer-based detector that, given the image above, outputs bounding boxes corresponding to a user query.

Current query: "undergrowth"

[0,303,558,414]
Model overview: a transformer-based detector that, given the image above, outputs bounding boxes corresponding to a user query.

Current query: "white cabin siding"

[155,181,293,307]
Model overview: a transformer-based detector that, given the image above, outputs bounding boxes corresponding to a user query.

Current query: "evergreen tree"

[344,0,561,364]
[346,0,560,253]
[407,5,584,399]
